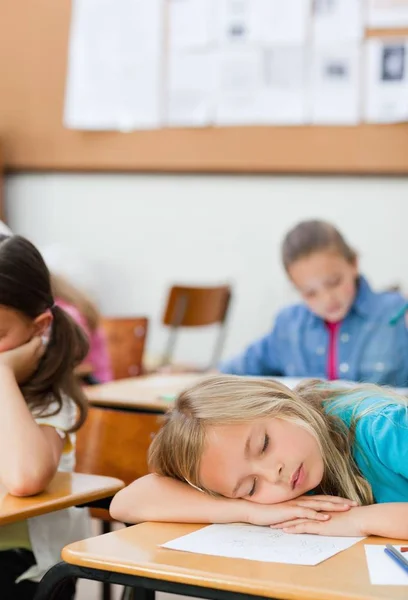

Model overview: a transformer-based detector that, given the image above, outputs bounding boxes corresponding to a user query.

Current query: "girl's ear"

[33,311,53,337]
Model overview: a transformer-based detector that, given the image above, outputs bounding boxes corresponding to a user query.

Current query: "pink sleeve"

[89,328,114,383]
[55,299,92,341]
[55,299,113,382]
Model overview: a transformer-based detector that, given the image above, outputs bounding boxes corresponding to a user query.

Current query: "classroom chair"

[160,284,232,370]
[102,316,148,379]
[76,406,162,600]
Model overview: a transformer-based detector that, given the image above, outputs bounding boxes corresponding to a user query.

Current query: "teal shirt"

[326,393,408,503]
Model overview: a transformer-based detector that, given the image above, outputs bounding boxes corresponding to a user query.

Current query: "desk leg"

[34,563,156,600]
[121,586,155,600]
[33,562,79,600]
[35,562,269,600]
[102,520,112,600]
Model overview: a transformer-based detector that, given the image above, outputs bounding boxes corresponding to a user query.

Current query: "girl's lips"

[291,464,305,489]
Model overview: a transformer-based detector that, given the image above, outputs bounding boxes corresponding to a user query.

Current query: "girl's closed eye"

[246,435,269,498]
[327,276,342,288]
[248,478,257,497]
[261,433,269,454]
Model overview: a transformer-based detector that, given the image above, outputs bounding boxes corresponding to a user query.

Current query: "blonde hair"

[51,273,100,332]
[149,376,407,505]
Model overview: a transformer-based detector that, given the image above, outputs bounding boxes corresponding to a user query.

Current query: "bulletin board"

[0,0,408,174]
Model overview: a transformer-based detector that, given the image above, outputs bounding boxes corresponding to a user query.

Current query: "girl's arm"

[270,503,408,538]
[360,503,408,538]
[219,318,284,376]
[0,339,64,496]
[110,474,354,525]
[110,474,249,524]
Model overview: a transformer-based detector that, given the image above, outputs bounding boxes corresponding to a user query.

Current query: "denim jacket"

[220,277,408,386]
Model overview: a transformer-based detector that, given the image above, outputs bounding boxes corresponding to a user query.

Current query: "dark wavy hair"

[0,235,88,431]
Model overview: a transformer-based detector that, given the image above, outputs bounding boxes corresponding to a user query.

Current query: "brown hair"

[149,376,407,505]
[0,235,89,431]
[282,220,356,272]
[51,272,100,332]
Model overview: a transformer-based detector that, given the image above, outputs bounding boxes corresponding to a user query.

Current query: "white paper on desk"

[166,51,216,126]
[261,46,308,124]
[312,0,364,44]
[310,43,361,124]
[368,0,408,28]
[365,545,408,585]
[256,0,311,45]
[364,38,408,124]
[162,524,364,566]
[214,48,265,125]
[64,0,164,131]
[169,0,215,49]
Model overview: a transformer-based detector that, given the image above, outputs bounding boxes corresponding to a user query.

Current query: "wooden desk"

[86,374,408,413]
[0,472,124,526]
[35,523,407,600]
[85,373,207,412]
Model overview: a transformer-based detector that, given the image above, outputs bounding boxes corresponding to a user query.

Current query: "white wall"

[5,173,408,366]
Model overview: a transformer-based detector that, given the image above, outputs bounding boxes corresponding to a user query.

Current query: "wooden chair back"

[75,406,162,521]
[161,285,232,368]
[102,317,148,379]
[163,285,231,327]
